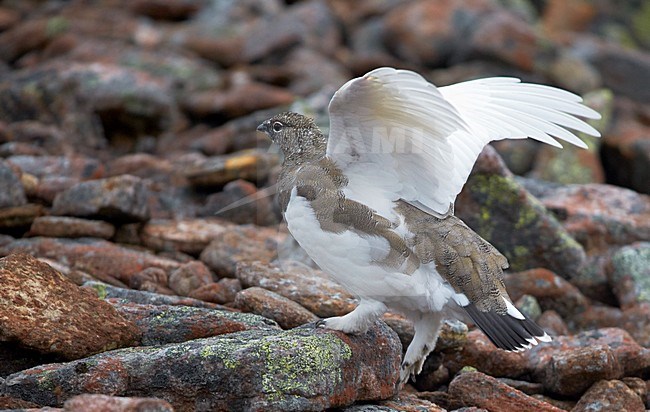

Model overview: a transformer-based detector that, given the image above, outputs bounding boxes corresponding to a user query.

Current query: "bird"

[256,67,600,385]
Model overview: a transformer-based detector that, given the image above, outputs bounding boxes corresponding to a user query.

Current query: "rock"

[514,294,542,320]
[7,155,104,181]
[536,310,569,337]
[572,380,646,412]
[467,10,552,72]
[0,237,182,285]
[447,370,563,411]
[0,394,43,410]
[382,0,495,67]
[202,179,280,226]
[344,392,446,411]
[168,260,213,296]
[0,253,140,359]
[536,184,650,254]
[188,278,242,304]
[504,268,590,318]
[528,328,650,379]
[182,150,279,188]
[51,175,150,223]
[600,98,650,195]
[456,146,586,280]
[131,0,203,20]
[571,304,650,348]
[181,81,294,120]
[63,394,174,412]
[0,203,43,230]
[541,0,597,35]
[112,302,278,346]
[84,281,222,310]
[236,260,357,318]
[28,216,115,239]
[141,218,235,255]
[443,330,531,379]
[5,322,401,410]
[0,159,26,208]
[129,267,174,295]
[608,242,650,308]
[200,226,280,277]
[234,286,319,329]
[540,345,622,397]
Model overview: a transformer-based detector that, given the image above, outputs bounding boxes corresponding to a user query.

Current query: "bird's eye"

[272,122,284,132]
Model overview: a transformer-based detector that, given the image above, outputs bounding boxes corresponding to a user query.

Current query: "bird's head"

[257,111,327,165]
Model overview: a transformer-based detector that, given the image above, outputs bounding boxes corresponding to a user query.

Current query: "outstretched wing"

[327,67,600,218]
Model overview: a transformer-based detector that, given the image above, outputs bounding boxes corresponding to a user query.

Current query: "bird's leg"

[400,311,444,385]
[318,299,387,334]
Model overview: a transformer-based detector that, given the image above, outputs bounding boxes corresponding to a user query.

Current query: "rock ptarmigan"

[256,67,600,384]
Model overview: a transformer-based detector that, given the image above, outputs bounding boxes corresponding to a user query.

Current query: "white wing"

[327,67,600,217]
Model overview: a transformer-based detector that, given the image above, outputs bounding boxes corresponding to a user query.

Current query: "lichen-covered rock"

[455,147,586,280]
[607,242,650,309]
[51,175,150,223]
[5,322,401,411]
[112,302,278,346]
[236,260,358,318]
[0,253,140,359]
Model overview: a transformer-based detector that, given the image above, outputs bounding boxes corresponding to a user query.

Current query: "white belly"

[284,189,456,311]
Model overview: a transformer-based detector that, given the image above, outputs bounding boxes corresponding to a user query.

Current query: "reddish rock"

[382,0,495,67]
[182,81,294,120]
[0,395,43,410]
[29,216,115,239]
[448,371,563,411]
[200,226,280,277]
[52,175,150,223]
[168,260,213,296]
[570,304,650,347]
[131,0,203,20]
[538,184,650,254]
[129,267,174,295]
[504,268,590,317]
[28,176,80,204]
[443,330,531,379]
[236,260,357,318]
[188,278,241,304]
[234,286,318,329]
[536,310,569,337]
[64,394,174,412]
[141,218,234,255]
[0,253,140,359]
[573,380,646,412]
[112,302,278,346]
[468,11,550,72]
[542,0,596,35]
[528,328,650,379]
[0,237,182,284]
[541,345,622,397]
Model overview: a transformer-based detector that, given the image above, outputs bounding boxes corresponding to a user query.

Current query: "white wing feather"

[327,67,601,217]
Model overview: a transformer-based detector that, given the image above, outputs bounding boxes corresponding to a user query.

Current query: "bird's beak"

[256,121,269,133]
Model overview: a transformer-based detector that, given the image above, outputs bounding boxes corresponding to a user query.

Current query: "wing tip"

[465,303,552,352]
